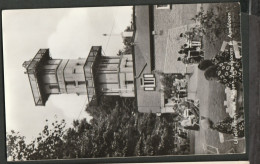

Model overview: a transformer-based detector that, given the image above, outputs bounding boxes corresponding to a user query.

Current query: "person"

[180,32,194,40]
[179,33,186,38]
[177,100,200,130]
[198,60,215,70]
[175,78,187,86]
[180,118,200,131]
[174,73,185,80]
[189,51,204,63]
[190,50,204,57]
[198,50,238,71]
[177,57,189,64]
[177,90,188,98]
[212,51,232,65]
[178,101,200,119]
[180,30,200,41]
[178,50,188,58]
[178,133,187,139]
[204,61,243,89]
[179,47,196,55]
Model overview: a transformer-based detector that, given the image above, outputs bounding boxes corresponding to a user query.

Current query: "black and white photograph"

[3,2,245,161]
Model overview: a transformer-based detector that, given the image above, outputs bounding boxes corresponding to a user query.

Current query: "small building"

[23,46,134,106]
[133,5,198,114]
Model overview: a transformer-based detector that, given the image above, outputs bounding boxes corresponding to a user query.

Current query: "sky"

[2,6,132,143]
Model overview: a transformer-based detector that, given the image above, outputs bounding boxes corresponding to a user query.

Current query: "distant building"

[23,46,134,106]
[121,31,134,38]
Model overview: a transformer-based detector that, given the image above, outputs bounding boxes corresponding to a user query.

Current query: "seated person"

[175,79,187,88]
[178,50,188,58]
[177,131,188,139]
[178,101,200,120]
[189,51,204,63]
[174,73,185,79]
[180,32,194,40]
[177,57,189,64]
[180,117,200,131]
[179,101,200,121]
[190,50,204,57]
[177,90,187,98]
[180,29,202,41]
[178,49,188,55]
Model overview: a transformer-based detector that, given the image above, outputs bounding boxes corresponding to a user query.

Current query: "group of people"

[175,99,245,138]
[171,100,201,131]
[177,31,204,64]
[172,39,244,139]
[172,78,188,98]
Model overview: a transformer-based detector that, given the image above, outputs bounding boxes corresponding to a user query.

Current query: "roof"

[84,46,102,106]
[133,6,161,113]
[23,49,50,106]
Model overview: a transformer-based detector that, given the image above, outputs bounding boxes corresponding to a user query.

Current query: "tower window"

[43,68,56,74]
[78,81,87,86]
[99,64,108,71]
[66,81,76,86]
[99,64,108,68]
[49,84,59,89]
[125,81,134,85]
[155,5,171,9]
[101,59,109,63]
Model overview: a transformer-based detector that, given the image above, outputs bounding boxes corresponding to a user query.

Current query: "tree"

[26,119,66,160]
[7,97,183,160]
[6,130,27,161]
[191,3,241,43]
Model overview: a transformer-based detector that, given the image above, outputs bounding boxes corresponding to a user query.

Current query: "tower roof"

[23,49,51,106]
[83,46,102,106]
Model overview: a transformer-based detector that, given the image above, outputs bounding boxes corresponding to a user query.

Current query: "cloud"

[47,94,91,123]
[47,7,132,59]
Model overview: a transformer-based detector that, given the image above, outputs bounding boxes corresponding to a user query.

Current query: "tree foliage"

[7,96,188,161]
[6,130,27,161]
[191,3,241,43]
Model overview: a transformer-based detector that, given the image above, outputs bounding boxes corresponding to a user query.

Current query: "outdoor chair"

[202,144,219,154]
[183,109,193,118]
[226,148,235,154]
[220,40,242,59]
[203,144,236,154]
